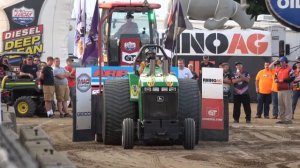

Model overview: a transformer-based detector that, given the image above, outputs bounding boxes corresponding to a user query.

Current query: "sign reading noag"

[12,6,35,25]
[77,73,91,92]
[266,0,300,31]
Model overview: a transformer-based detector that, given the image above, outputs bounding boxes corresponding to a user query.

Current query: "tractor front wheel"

[14,96,36,117]
[122,118,134,149]
[183,118,195,150]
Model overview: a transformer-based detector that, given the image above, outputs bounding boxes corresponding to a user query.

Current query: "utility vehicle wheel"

[122,118,134,149]
[14,96,36,117]
[183,118,195,150]
[178,79,200,144]
[102,79,136,145]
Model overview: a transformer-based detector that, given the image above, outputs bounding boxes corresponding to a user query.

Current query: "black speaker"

[279,40,285,57]
[285,44,290,55]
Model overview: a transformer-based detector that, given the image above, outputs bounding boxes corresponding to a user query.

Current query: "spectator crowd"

[0,55,76,118]
[1,53,299,124]
[178,55,298,124]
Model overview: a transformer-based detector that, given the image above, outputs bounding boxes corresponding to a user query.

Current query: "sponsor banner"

[201,99,224,130]
[91,66,179,86]
[201,67,224,130]
[120,38,141,65]
[76,67,92,130]
[2,25,43,55]
[202,68,223,99]
[3,0,45,29]
[158,29,272,56]
[266,0,300,31]
[12,6,35,26]
[2,0,45,56]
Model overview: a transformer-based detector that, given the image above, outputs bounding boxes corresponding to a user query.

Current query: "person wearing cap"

[292,61,300,119]
[200,56,214,72]
[255,62,273,119]
[20,56,38,79]
[113,12,138,39]
[199,56,214,90]
[65,58,76,108]
[231,61,251,123]
[275,56,295,124]
[269,60,281,119]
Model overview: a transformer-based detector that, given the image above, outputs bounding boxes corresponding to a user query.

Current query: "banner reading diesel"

[2,25,43,55]
[2,0,45,56]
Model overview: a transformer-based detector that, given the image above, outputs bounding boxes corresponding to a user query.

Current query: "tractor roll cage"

[98,6,158,93]
[133,44,171,76]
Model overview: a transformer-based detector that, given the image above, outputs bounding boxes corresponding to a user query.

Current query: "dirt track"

[16,103,300,168]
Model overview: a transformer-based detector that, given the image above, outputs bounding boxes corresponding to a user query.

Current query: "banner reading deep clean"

[201,68,224,130]
[2,25,43,55]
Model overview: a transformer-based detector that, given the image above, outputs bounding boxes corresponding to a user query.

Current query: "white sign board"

[158,29,272,56]
[76,68,92,130]
[201,68,224,130]
[202,68,224,99]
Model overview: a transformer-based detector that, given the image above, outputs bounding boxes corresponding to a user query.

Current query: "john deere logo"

[157,96,164,103]
[266,0,300,31]
[12,6,35,25]
[77,73,91,92]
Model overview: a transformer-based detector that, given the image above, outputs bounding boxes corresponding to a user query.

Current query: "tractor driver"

[113,12,139,39]
[138,48,161,74]
[20,56,39,79]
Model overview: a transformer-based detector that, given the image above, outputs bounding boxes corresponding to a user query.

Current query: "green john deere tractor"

[102,45,200,149]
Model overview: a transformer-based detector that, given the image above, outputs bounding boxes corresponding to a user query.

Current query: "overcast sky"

[72,0,168,19]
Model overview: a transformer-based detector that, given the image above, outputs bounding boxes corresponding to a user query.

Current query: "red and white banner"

[201,68,224,130]
[119,38,141,65]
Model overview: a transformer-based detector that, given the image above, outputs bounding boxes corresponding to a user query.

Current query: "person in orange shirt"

[275,56,295,124]
[270,60,280,119]
[255,62,274,118]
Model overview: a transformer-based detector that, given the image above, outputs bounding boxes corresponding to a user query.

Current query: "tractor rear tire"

[183,118,195,150]
[122,118,134,149]
[14,96,36,117]
[178,79,200,144]
[102,79,136,145]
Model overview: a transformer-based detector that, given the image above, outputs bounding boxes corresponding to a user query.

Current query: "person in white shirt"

[178,58,193,79]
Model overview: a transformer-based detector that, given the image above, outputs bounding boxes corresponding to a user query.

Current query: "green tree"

[234,0,269,18]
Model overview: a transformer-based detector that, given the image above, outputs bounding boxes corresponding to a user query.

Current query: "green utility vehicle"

[0,52,49,117]
[102,45,200,149]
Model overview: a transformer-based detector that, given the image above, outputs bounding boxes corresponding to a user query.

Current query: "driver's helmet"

[145,47,156,62]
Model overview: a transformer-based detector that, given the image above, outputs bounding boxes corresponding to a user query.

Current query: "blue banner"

[91,66,179,85]
[266,0,300,31]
